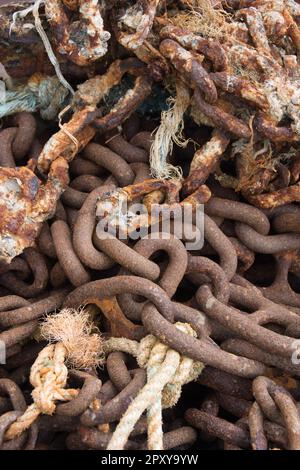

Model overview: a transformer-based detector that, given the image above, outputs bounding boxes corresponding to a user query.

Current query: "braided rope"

[104,323,204,450]
[4,343,78,441]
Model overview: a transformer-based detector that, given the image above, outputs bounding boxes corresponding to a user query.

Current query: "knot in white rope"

[105,322,204,450]
[136,323,203,408]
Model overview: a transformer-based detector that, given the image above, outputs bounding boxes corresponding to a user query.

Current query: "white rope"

[104,323,204,450]
[58,105,79,157]
[4,307,104,441]
[150,79,190,180]
[32,0,74,94]
[146,340,168,450]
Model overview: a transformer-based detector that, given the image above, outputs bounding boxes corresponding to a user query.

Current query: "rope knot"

[137,323,203,409]
[105,322,204,450]
[4,343,78,441]
[4,308,104,442]
[28,74,70,120]
[0,74,69,120]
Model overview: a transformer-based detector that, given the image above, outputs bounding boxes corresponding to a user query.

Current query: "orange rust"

[247,181,300,209]
[160,25,227,71]
[181,185,212,206]
[87,297,140,340]
[290,155,300,184]
[45,0,110,66]
[266,369,298,391]
[159,38,218,104]
[95,178,211,239]
[283,9,300,54]
[0,158,69,263]
[37,107,96,173]
[93,76,152,132]
[143,190,165,213]
[98,423,110,434]
[72,60,124,109]
[183,130,230,196]
[62,0,79,10]
[96,179,181,238]
[91,399,101,412]
[210,72,268,110]
[194,90,251,139]
[117,0,161,51]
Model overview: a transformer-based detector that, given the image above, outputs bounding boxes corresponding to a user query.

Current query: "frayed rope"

[150,79,190,180]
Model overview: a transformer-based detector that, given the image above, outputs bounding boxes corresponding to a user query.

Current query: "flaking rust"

[116,0,162,51]
[183,130,230,196]
[96,178,211,238]
[45,0,111,66]
[37,106,97,173]
[0,55,154,264]
[0,1,300,253]
[0,158,68,264]
[96,179,181,237]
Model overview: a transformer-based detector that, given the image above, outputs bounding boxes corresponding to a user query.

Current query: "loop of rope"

[104,322,204,450]
[4,343,78,441]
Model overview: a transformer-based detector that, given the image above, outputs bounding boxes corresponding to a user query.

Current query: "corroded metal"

[45,0,111,66]
[0,158,68,263]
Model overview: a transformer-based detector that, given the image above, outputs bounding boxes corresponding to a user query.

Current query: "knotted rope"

[0,74,69,120]
[4,343,78,441]
[104,322,204,450]
[4,308,103,442]
[10,0,74,94]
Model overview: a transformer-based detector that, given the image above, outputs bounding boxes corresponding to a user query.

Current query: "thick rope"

[4,343,78,441]
[0,74,69,120]
[104,323,204,450]
[146,340,168,450]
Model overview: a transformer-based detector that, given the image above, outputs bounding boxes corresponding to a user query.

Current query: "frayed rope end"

[40,307,104,370]
[150,79,190,181]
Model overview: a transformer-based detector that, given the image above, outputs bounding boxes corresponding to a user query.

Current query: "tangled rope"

[105,322,204,450]
[4,342,79,441]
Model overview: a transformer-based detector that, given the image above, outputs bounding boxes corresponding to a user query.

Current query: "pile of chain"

[0,0,300,451]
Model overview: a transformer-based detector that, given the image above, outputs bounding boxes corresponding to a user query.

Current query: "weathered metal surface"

[0,158,68,263]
